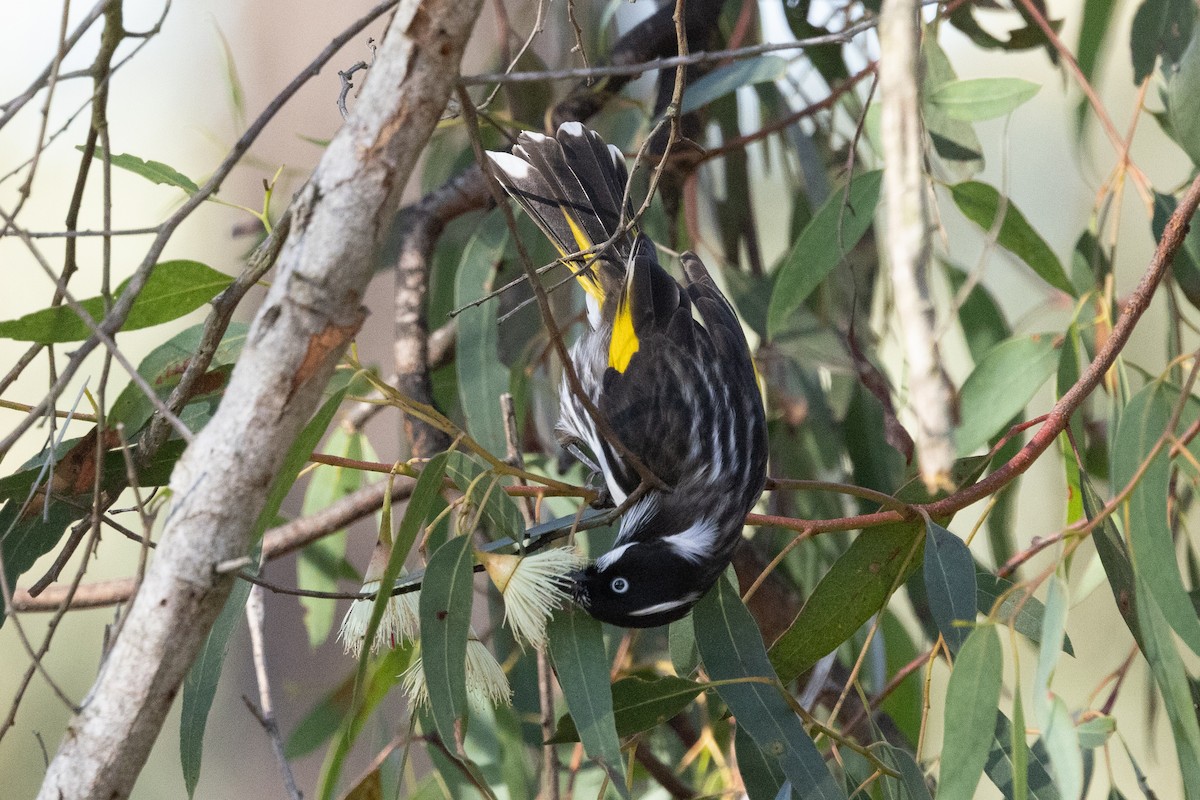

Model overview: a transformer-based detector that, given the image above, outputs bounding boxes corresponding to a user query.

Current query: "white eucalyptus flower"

[478,547,585,650]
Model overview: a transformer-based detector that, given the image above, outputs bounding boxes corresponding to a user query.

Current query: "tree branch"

[34,1,483,795]
[879,0,957,492]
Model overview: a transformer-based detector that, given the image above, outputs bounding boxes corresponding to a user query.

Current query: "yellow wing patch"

[609,293,639,372]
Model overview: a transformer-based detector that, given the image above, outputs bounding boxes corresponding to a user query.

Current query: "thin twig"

[244,585,302,800]
[460,15,890,85]
[337,60,369,120]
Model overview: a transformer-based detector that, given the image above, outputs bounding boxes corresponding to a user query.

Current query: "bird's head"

[570,539,715,628]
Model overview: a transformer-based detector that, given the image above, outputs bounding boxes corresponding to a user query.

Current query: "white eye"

[610,577,630,594]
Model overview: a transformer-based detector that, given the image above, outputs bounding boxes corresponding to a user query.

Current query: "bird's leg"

[560,437,614,509]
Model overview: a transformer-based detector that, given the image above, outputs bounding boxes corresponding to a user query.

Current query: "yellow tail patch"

[562,209,605,303]
[609,294,639,372]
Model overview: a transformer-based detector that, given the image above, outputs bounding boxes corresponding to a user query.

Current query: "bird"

[486,122,768,628]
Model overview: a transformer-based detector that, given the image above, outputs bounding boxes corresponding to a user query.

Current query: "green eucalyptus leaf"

[923,520,977,653]
[985,711,1061,800]
[949,182,1073,296]
[1130,0,1195,84]
[109,322,248,435]
[78,146,200,193]
[0,260,232,343]
[938,626,1002,799]
[547,607,629,797]
[1075,716,1116,750]
[549,675,704,743]
[298,428,370,647]
[922,36,985,180]
[767,171,882,339]
[1134,575,1200,798]
[928,78,1040,121]
[1166,28,1200,165]
[419,534,476,748]
[696,578,845,800]
[769,521,923,683]
[957,334,1060,456]
[1039,696,1083,800]
[880,745,933,800]
[183,379,348,797]
[976,568,1074,655]
[681,56,787,114]
[454,213,511,457]
[1113,383,1200,656]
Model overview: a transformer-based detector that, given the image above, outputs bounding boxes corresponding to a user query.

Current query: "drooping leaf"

[1080,475,1142,647]
[547,608,629,797]
[454,213,511,457]
[79,146,200,193]
[669,615,700,677]
[767,170,882,338]
[1039,696,1084,800]
[314,651,416,800]
[985,711,1061,800]
[880,745,934,800]
[1012,690,1029,800]
[938,626,1002,799]
[1033,577,1070,725]
[880,612,923,744]
[1076,0,1119,89]
[738,723,789,800]
[769,520,923,682]
[956,334,1060,456]
[0,260,232,343]
[927,78,1040,121]
[922,36,985,180]
[695,577,846,800]
[1135,576,1200,798]
[1152,192,1200,311]
[1166,27,1200,165]
[1113,382,1200,656]
[681,55,788,114]
[1075,716,1116,750]
[949,182,1073,295]
[419,533,476,748]
[1130,0,1196,84]
[924,520,977,653]
[181,578,251,798]
[976,568,1074,655]
[947,266,1019,563]
[769,459,989,683]
[549,675,705,743]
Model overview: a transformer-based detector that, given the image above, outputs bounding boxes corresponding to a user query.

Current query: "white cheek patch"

[595,542,635,572]
[628,593,701,617]
[662,517,720,564]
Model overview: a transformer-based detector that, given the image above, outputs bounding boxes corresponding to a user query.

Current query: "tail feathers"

[487,124,634,293]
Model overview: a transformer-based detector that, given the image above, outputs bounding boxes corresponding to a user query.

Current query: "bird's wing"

[593,243,725,496]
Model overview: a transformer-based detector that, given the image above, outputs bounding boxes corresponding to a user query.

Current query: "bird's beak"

[566,568,588,608]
